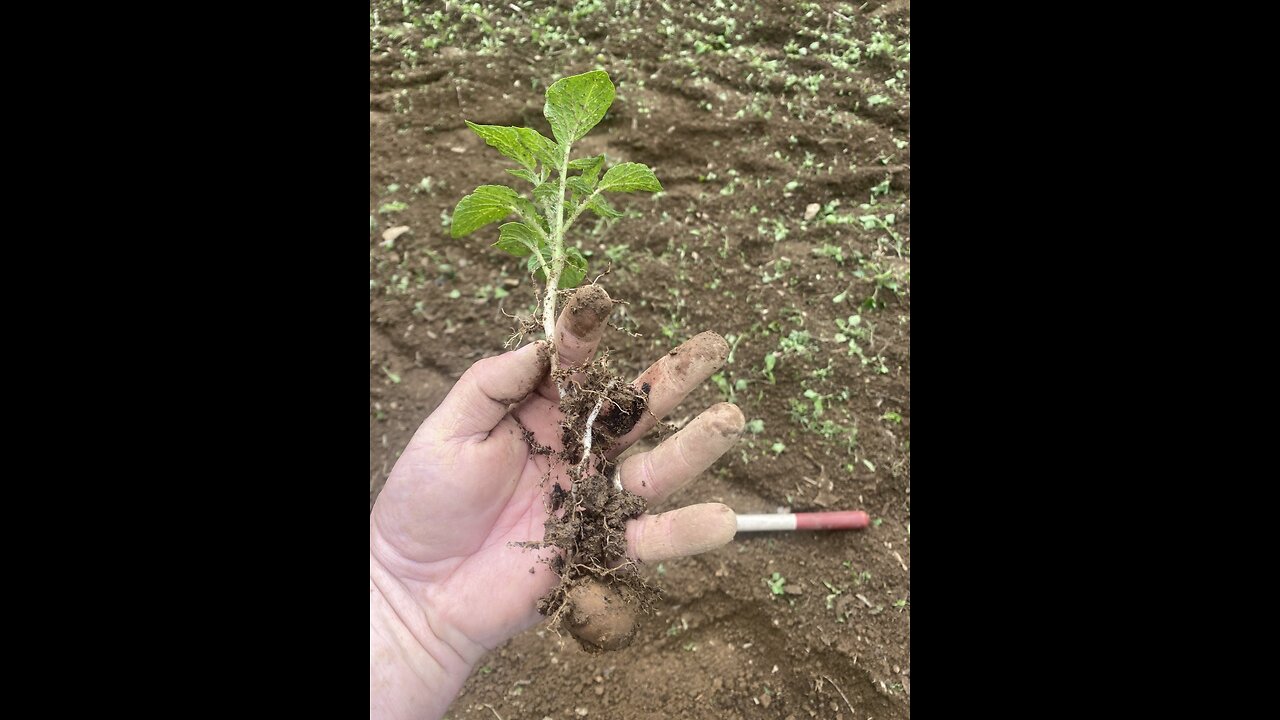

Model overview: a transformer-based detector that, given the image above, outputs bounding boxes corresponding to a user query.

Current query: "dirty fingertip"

[685,331,730,368]
[703,502,739,544]
[629,503,739,562]
[707,402,746,438]
[560,284,613,339]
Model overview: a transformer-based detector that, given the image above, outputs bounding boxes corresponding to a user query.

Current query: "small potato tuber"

[565,579,638,652]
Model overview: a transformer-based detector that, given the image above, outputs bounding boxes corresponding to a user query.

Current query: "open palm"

[370,285,744,716]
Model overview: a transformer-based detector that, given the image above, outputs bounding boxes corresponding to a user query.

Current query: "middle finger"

[604,331,730,459]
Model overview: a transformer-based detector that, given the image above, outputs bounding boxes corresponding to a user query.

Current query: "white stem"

[578,378,620,484]
[541,269,559,347]
[540,148,573,399]
[578,396,605,476]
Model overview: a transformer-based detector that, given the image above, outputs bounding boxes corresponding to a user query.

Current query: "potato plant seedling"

[450,70,663,652]
[451,69,661,362]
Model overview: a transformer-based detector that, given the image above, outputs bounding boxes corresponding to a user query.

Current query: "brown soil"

[371,1,910,717]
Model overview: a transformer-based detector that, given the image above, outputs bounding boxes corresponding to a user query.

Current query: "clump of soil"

[526,345,660,652]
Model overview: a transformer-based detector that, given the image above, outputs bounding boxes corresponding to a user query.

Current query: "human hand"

[370,285,745,719]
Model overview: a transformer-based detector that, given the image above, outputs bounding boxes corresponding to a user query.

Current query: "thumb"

[431,340,552,440]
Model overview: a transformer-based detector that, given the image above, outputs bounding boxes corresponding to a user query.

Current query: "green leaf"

[570,155,605,185]
[465,122,557,172]
[566,176,595,197]
[526,247,588,288]
[560,247,588,288]
[598,162,663,193]
[519,131,559,167]
[533,182,560,212]
[506,168,538,184]
[465,122,534,171]
[451,185,529,238]
[493,222,543,258]
[543,70,615,145]
[585,194,624,219]
[568,155,604,170]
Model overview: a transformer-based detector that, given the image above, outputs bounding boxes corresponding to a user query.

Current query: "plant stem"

[540,147,573,388]
[577,379,617,480]
[578,396,605,476]
[562,189,601,235]
[538,150,618,485]
[542,267,560,348]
